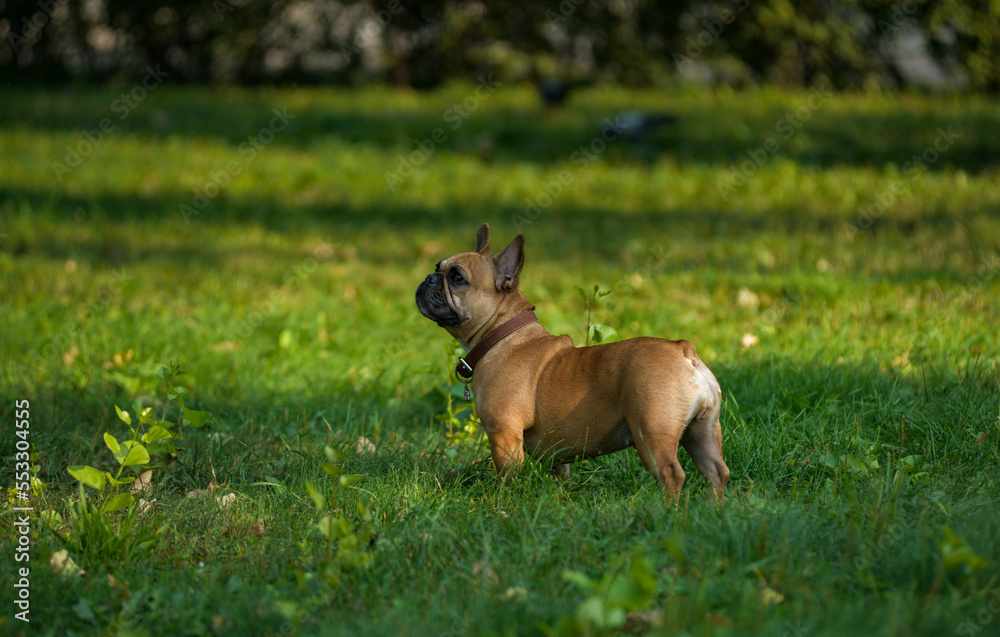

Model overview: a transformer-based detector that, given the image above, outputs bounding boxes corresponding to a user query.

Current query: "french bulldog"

[415,224,729,500]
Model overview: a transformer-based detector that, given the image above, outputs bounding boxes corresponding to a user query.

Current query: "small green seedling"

[577,284,617,346]
[303,445,376,586]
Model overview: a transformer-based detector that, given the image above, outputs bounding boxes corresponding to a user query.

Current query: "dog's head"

[415,223,524,341]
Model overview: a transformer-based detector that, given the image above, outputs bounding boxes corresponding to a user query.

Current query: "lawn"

[1,82,999,636]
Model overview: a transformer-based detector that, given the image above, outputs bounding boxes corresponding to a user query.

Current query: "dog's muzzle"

[415,274,463,326]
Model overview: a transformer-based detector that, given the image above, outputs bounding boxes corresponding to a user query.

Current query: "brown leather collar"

[456,308,537,383]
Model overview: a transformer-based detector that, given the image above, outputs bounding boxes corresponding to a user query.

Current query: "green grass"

[1,82,999,636]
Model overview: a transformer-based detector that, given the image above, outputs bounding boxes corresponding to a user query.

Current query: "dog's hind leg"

[679,372,730,501]
[625,408,687,499]
[625,349,730,502]
[680,411,729,500]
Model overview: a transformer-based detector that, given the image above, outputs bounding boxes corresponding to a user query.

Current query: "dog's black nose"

[425,273,442,285]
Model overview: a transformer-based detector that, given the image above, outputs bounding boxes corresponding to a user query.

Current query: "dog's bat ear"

[494,234,524,291]
[476,223,491,256]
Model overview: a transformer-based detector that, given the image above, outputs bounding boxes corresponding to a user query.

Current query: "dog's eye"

[449,270,465,285]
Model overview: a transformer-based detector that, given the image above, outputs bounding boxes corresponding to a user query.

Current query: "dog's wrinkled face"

[415,223,524,340]
[414,255,487,327]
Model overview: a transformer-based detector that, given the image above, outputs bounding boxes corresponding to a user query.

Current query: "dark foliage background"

[2,0,998,90]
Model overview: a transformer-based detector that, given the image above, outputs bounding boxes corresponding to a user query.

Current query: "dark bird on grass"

[604,110,677,141]
[538,79,571,107]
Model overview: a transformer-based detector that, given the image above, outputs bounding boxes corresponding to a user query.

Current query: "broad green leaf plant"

[59,363,214,563]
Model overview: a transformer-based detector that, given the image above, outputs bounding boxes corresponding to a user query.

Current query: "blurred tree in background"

[1,0,997,90]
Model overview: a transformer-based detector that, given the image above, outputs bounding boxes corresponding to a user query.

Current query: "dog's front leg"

[487,428,525,481]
